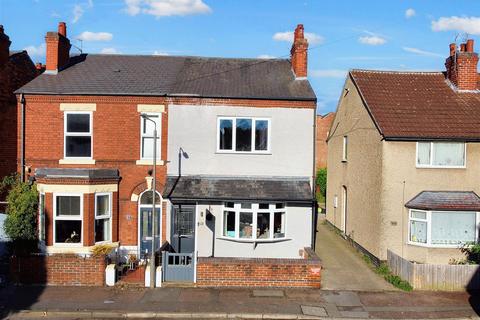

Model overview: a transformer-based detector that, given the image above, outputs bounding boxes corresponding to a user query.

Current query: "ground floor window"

[409,209,478,246]
[54,194,83,244]
[222,202,286,240]
[95,193,111,243]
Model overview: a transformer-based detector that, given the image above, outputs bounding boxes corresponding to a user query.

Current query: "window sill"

[215,151,272,155]
[416,165,466,169]
[136,159,165,166]
[407,241,465,249]
[217,236,291,244]
[46,242,118,254]
[59,158,95,165]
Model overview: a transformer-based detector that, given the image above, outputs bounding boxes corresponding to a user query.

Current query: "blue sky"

[1,0,480,113]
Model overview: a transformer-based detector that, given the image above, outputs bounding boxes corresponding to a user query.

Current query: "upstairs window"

[218,117,270,153]
[140,113,161,159]
[417,142,465,168]
[342,136,348,162]
[65,112,92,158]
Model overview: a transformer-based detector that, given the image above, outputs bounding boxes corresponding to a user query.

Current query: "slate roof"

[17,54,316,101]
[163,176,313,202]
[35,168,119,180]
[405,191,480,211]
[349,70,480,140]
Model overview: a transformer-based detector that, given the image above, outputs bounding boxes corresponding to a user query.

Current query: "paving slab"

[252,289,284,297]
[300,305,328,317]
[322,291,362,307]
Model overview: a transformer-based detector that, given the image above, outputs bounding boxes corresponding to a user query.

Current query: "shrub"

[91,243,116,257]
[2,175,39,254]
[460,243,480,264]
[316,168,327,198]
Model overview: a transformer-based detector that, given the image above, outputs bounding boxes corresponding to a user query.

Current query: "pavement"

[315,216,394,291]
[1,285,480,319]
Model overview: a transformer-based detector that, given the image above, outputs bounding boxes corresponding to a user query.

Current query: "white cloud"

[24,43,46,57]
[257,54,276,59]
[153,50,169,55]
[311,69,347,78]
[100,48,120,54]
[72,4,84,23]
[272,31,324,45]
[77,31,113,41]
[358,35,387,46]
[402,47,443,57]
[405,8,416,19]
[431,16,480,35]
[124,0,211,18]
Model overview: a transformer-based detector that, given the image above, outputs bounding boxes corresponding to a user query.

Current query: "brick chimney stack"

[290,24,309,79]
[45,22,71,74]
[0,25,11,66]
[445,39,479,91]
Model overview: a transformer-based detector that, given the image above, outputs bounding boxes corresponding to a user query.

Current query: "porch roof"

[405,191,480,211]
[163,176,313,202]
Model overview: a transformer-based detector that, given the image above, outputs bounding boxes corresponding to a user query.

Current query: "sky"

[1,0,480,113]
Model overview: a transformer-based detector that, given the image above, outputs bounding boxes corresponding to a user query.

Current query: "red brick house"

[0,25,38,208]
[315,112,335,169]
[14,22,321,287]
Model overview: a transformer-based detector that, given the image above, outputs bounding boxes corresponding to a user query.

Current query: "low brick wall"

[10,253,106,286]
[196,248,321,288]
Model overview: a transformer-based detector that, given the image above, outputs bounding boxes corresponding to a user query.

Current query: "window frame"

[94,192,112,244]
[415,142,466,169]
[38,193,46,243]
[139,112,162,160]
[53,193,84,247]
[216,117,271,154]
[219,202,287,242]
[64,111,93,159]
[342,136,348,162]
[408,209,479,248]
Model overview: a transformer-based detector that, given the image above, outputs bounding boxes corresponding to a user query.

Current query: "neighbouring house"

[326,39,480,265]
[316,112,335,169]
[0,25,38,210]
[13,22,321,287]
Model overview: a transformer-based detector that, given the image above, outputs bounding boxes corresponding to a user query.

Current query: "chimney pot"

[0,25,11,66]
[0,25,4,34]
[449,43,456,56]
[58,22,67,37]
[466,39,474,53]
[460,43,466,52]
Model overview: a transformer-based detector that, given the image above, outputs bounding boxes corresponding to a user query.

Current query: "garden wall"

[196,248,321,288]
[388,249,480,291]
[10,253,106,286]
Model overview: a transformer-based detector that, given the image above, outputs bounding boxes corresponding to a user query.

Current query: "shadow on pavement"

[467,267,480,316]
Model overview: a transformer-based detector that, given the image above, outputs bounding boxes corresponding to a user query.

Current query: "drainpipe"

[311,104,318,250]
[20,94,25,182]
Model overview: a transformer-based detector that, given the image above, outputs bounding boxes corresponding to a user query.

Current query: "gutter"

[311,101,317,250]
[167,196,313,203]
[19,94,25,182]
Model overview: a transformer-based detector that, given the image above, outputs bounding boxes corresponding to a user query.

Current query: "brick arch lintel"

[130,179,165,202]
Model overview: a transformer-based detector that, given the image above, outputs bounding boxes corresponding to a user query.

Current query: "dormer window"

[416,142,465,168]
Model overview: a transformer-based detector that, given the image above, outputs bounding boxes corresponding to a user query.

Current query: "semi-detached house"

[14,22,321,287]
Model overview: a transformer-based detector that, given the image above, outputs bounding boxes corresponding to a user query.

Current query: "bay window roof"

[163,175,313,202]
[406,191,480,211]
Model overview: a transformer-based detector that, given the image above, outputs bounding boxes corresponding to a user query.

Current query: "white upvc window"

[140,113,161,160]
[342,136,348,162]
[95,193,112,243]
[64,111,93,159]
[416,142,466,168]
[217,117,271,153]
[222,202,286,241]
[408,209,479,247]
[39,193,45,243]
[53,193,83,246]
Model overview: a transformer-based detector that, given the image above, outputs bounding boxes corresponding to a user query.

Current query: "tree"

[316,168,327,199]
[2,175,38,252]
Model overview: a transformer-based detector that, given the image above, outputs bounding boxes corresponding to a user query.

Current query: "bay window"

[95,193,111,243]
[218,117,270,153]
[54,194,83,245]
[64,112,92,158]
[416,142,465,168]
[222,202,286,241]
[409,209,478,247]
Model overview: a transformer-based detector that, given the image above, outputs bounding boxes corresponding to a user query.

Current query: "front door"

[171,205,195,253]
[139,207,161,258]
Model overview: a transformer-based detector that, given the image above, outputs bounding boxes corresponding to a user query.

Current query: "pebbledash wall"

[196,248,321,288]
[10,254,106,286]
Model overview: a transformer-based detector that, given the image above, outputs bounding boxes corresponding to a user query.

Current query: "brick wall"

[196,248,321,288]
[10,253,106,286]
[316,113,335,170]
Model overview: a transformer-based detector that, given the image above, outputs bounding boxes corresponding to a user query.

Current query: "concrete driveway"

[315,216,395,291]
